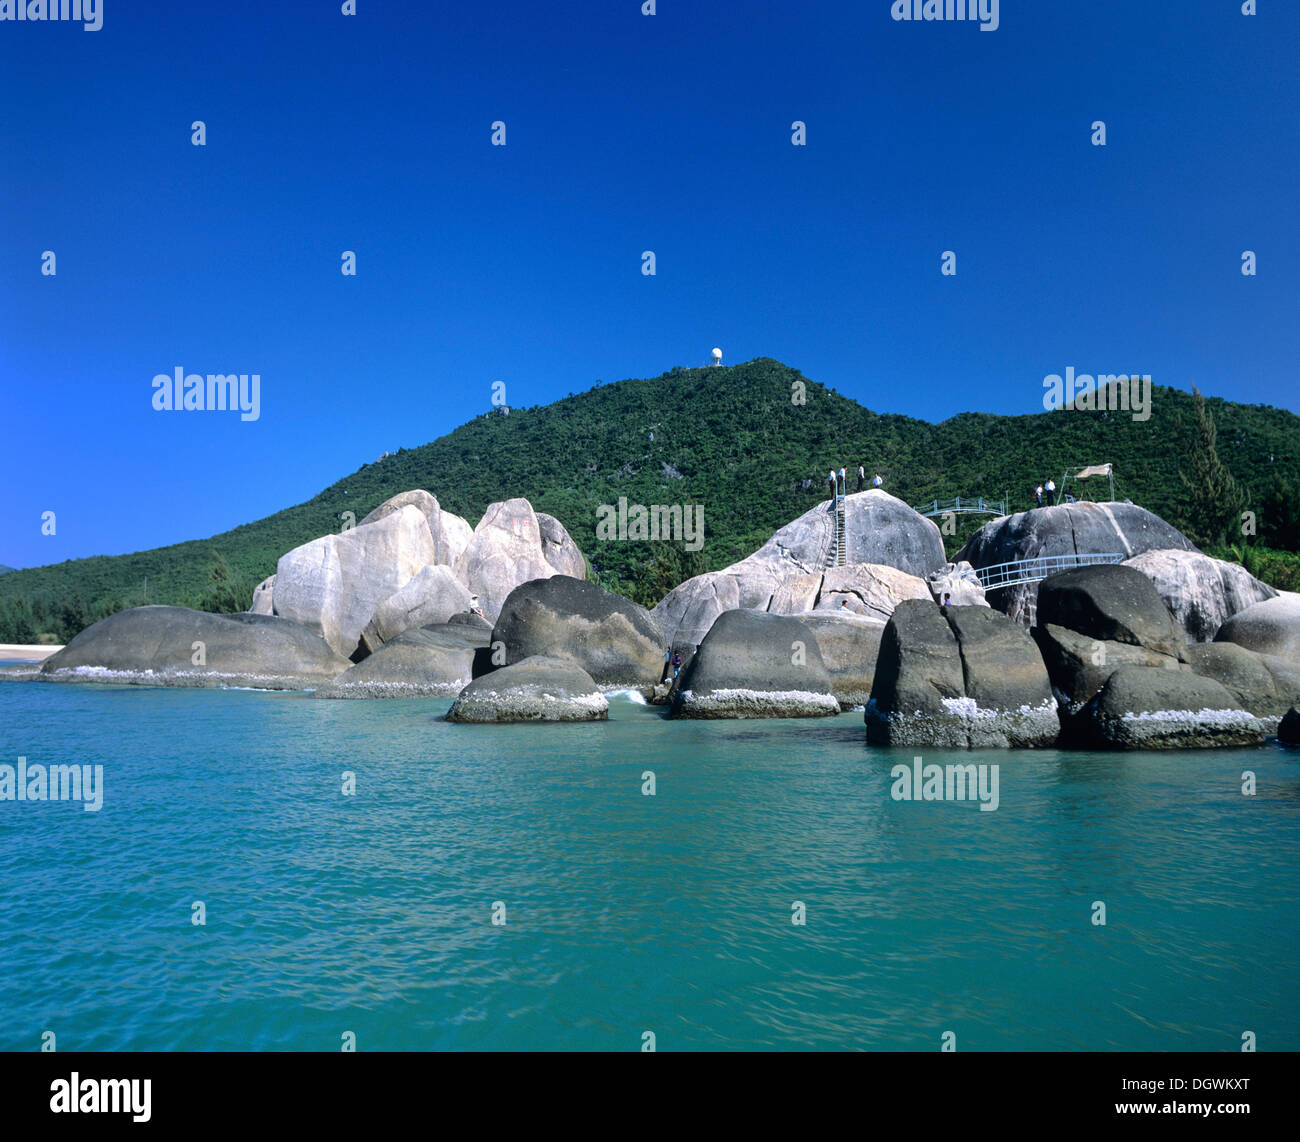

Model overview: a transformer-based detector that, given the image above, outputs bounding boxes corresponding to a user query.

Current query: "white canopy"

[1075,463,1113,479]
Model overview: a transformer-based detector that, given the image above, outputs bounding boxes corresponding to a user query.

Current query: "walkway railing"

[975,552,1125,591]
[913,496,1006,518]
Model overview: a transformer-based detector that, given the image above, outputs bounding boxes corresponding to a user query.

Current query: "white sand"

[0,644,63,661]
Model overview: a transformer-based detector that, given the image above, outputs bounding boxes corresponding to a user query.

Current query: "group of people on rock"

[1032,478,1058,508]
[828,466,884,496]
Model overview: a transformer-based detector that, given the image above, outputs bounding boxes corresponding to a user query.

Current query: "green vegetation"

[1174,388,1248,548]
[3,358,1298,642]
[1209,545,1300,594]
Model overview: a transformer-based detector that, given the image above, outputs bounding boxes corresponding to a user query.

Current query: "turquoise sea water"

[1,676,1297,1052]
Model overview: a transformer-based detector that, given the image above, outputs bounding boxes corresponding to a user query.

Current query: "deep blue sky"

[2,1,1296,569]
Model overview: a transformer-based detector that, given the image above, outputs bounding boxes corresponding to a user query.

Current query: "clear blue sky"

[2,1,1296,569]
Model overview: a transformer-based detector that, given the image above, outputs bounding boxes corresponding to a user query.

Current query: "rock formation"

[1083,666,1272,749]
[669,609,840,718]
[359,564,473,656]
[315,624,486,699]
[1214,593,1300,664]
[454,499,585,622]
[446,655,608,722]
[488,575,666,689]
[1123,549,1275,643]
[957,502,1198,627]
[653,491,944,650]
[273,505,437,659]
[865,599,1058,749]
[360,489,473,567]
[38,606,351,690]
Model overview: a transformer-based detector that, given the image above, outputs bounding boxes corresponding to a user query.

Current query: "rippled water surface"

[1,680,1297,1051]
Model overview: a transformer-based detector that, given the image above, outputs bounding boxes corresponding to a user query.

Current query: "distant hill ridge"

[2,358,1298,640]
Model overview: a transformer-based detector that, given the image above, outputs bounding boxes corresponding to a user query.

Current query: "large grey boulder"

[769,563,932,622]
[38,606,351,690]
[1214,593,1300,665]
[1034,622,1183,714]
[865,600,1058,748]
[1036,564,1187,659]
[800,612,887,710]
[315,625,482,699]
[446,655,608,723]
[943,606,1060,747]
[1083,665,1271,749]
[838,491,948,575]
[273,505,437,659]
[669,609,840,718]
[249,575,275,615]
[489,575,665,689]
[652,564,787,655]
[1124,549,1276,643]
[453,499,586,622]
[720,489,945,578]
[1180,642,1297,718]
[957,502,1198,626]
[446,611,493,634]
[652,491,946,649]
[656,561,931,654]
[360,489,473,568]
[865,600,967,747]
[359,564,473,656]
[537,512,587,579]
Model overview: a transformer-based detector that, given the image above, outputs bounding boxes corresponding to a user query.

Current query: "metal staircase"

[824,493,847,568]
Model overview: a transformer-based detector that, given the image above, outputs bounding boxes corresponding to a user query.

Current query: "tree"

[1174,388,1247,547]
[201,552,246,615]
[1258,473,1300,552]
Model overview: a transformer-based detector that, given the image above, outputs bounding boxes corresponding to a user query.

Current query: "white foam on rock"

[605,688,648,705]
[1120,707,1258,725]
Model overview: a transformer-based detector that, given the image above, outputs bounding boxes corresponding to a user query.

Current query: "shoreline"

[0,644,63,661]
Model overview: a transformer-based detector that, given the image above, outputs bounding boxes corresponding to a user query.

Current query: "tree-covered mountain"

[3,358,1298,643]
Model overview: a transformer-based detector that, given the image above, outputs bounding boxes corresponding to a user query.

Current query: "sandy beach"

[0,644,63,661]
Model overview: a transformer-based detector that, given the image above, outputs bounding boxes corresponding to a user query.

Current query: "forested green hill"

[4,358,1298,642]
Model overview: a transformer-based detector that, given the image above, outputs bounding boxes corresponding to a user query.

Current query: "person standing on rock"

[828,469,836,498]
[857,465,865,492]
[872,472,883,489]
[942,593,952,607]
[1034,484,1043,507]
[838,467,846,495]
[672,652,682,680]
[1045,478,1056,505]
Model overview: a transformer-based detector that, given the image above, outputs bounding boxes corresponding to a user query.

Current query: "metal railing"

[914,496,1007,518]
[975,552,1125,591]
